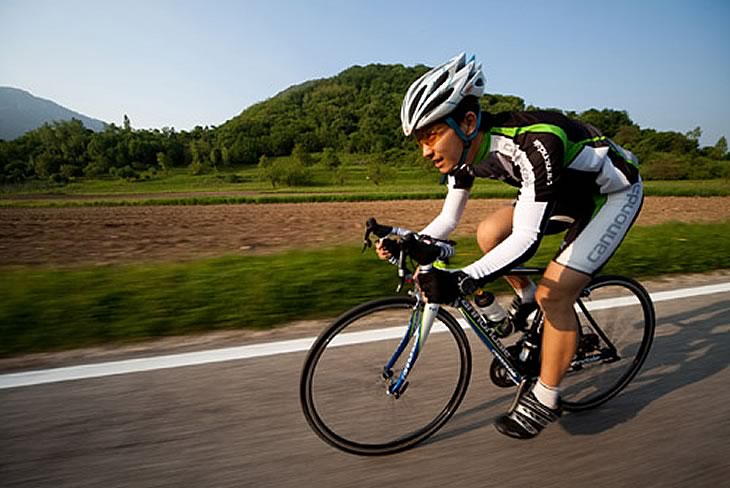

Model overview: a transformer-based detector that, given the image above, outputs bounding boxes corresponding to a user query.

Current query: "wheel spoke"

[300,297,471,455]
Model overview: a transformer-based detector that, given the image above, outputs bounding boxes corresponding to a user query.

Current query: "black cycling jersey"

[420,110,641,282]
[456,110,639,208]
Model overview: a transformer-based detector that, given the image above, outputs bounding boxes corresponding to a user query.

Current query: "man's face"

[414,122,464,174]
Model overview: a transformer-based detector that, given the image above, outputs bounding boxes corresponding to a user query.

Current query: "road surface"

[1,275,729,487]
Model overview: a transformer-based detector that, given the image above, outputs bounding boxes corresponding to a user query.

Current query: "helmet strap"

[445,111,482,172]
[444,112,481,144]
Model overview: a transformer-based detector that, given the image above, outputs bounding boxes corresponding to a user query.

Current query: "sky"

[1,0,728,146]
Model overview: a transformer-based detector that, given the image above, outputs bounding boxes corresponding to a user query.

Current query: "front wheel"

[300,296,471,455]
[561,275,655,412]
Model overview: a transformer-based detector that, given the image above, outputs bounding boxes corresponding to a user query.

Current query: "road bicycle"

[300,218,655,455]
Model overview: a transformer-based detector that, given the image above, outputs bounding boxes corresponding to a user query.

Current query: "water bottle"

[474,291,511,337]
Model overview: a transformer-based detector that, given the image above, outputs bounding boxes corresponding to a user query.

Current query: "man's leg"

[536,261,591,388]
[495,183,643,439]
[539,181,642,387]
[476,205,532,292]
[493,260,590,439]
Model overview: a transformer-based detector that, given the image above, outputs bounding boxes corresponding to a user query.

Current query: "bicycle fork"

[383,300,440,398]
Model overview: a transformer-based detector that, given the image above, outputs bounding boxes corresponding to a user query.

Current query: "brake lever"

[362,219,374,252]
[362,217,393,253]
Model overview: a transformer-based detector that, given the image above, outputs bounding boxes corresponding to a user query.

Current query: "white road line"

[1,282,729,390]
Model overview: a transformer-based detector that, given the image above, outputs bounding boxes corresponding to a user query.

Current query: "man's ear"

[461,111,478,137]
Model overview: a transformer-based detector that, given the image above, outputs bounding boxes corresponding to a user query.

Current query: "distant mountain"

[0,86,107,141]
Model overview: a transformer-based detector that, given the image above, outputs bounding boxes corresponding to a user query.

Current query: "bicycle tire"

[300,296,471,455]
[561,275,655,412]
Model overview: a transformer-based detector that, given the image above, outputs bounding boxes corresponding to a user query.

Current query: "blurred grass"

[0,189,510,207]
[1,220,729,356]
[1,177,728,207]
[641,179,730,196]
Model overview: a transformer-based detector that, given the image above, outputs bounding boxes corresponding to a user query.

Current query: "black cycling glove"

[379,238,400,258]
[416,269,476,304]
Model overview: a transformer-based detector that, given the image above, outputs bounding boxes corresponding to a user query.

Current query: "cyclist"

[377,53,643,439]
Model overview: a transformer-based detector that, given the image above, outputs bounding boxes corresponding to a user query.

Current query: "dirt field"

[1,196,729,266]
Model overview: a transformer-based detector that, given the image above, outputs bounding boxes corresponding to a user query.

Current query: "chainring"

[489,344,525,388]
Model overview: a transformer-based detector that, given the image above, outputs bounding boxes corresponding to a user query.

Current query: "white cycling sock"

[532,379,560,409]
[515,280,537,303]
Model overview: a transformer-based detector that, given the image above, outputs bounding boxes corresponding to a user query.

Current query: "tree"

[209,147,223,169]
[710,136,728,160]
[59,163,80,179]
[259,158,312,187]
[613,125,642,151]
[229,136,260,164]
[685,126,702,143]
[577,109,635,138]
[1,160,31,184]
[280,159,312,186]
[366,155,394,185]
[156,152,171,173]
[333,166,346,185]
[481,94,525,113]
[189,160,207,176]
[292,143,315,166]
[258,154,271,169]
[321,147,342,169]
[258,155,280,187]
[33,151,59,178]
[640,153,690,180]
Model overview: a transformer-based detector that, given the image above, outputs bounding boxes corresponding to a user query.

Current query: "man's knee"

[477,207,513,252]
[477,220,500,252]
[535,283,556,311]
[535,281,575,314]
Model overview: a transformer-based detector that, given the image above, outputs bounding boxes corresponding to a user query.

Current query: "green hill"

[215,64,532,164]
[215,64,430,163]
[1,62,728,186]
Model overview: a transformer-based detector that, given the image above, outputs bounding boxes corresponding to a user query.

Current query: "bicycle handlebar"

[363,218,455,263]
[363,218,457,292]
[400,233,456,265]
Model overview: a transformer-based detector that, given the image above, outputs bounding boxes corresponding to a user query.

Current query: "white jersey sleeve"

[419,176,470,240]
[461,199,549,280]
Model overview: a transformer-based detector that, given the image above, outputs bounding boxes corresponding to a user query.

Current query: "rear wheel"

[300,296,471,455]
[561,275,655,412]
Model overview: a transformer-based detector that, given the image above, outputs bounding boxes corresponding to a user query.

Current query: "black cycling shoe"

[494,386,561,440]
[507,295,538,333]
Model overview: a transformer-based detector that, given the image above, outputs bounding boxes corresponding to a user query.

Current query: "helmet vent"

[422,88,454,121]
[433,70,449,91]
[409,85,427,120]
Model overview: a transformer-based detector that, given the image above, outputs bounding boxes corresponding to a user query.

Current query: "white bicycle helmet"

[401,53,486,136]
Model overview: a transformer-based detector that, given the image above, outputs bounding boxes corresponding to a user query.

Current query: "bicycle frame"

[384,267,545,397]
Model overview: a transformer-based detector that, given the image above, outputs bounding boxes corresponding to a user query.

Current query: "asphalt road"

[1,277,729,488]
